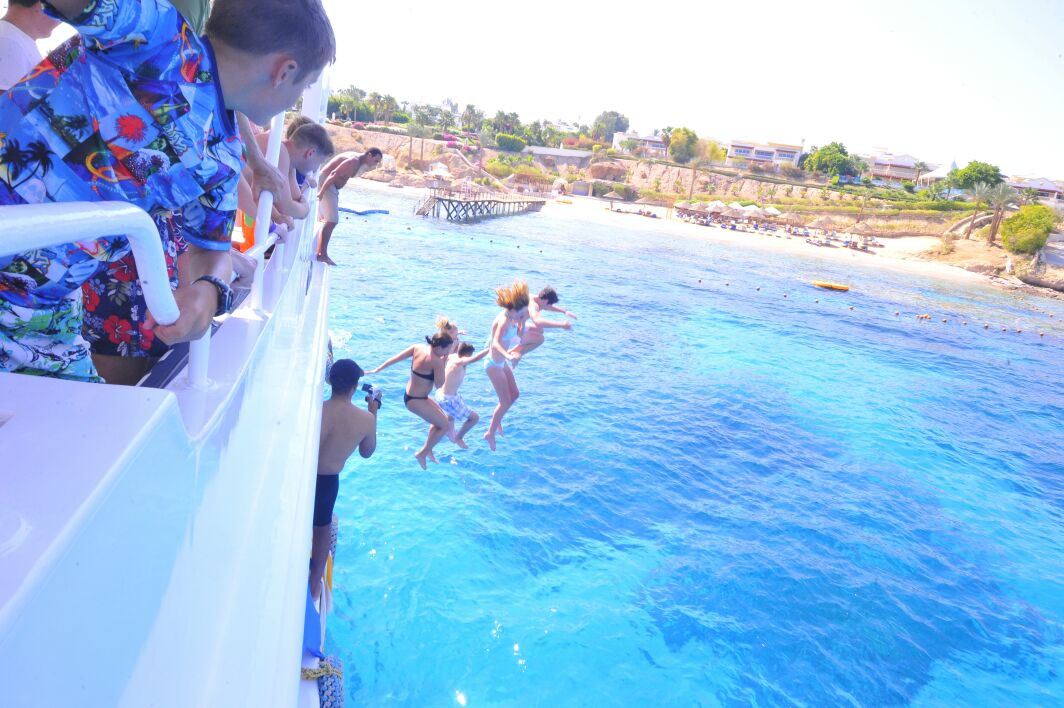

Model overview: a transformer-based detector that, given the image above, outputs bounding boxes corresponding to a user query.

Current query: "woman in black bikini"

[368,332,453,469]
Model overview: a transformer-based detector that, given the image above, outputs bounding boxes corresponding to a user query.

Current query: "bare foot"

[483,430,496,451]
[446,425,457,443]
[454,436,469,450]
[497,423,505,437]
[317,253,337,266]
[414,450,428,470]
[427,450,438,464]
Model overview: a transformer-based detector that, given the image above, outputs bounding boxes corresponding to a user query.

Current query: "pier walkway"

[415,187,546,223]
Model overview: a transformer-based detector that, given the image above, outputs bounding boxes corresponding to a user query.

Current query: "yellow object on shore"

[812,281,850,291]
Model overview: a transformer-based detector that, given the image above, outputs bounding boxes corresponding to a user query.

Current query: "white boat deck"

[0,219,331,707]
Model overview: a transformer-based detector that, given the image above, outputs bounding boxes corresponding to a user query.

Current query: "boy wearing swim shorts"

[0,0,335,381]
[436,342,487,449]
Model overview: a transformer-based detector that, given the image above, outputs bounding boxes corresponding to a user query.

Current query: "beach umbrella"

[708,200,727,209]
[849,221,873,234]
[779,213,804,226]
[721,207,745,219]
[727,201,745,209]
[603,190,624,199]
[807,216,838,230]
[636,196,668,206]
[763,206,782,216]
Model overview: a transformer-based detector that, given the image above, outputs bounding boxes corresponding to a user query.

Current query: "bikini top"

[411,363,435,381]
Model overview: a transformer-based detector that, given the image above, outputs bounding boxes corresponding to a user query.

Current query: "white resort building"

[1007,176,1064,203]
[869,153,919,183]
[611,131,668,158]
[724,140,802,168]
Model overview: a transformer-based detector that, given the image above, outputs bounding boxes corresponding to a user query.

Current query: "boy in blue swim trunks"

[436,341,487,449]
[0,0,335,381]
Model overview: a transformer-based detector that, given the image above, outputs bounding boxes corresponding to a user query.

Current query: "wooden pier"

[415,187,546,223]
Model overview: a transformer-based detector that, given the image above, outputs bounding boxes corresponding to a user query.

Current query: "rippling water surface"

[324,188,1064,706]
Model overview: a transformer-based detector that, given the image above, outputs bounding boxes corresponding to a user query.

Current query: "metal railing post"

[187,331,210,389]
[248,113,286,312]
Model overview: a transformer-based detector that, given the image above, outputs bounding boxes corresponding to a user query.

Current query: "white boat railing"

[0,201,180,327]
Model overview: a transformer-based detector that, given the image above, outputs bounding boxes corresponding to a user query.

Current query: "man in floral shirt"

[0,0,335,381]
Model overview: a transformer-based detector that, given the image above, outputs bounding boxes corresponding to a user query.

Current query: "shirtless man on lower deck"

[311,359,379,603]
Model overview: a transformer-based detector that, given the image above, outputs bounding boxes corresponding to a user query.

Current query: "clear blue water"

[324,187,1064,706]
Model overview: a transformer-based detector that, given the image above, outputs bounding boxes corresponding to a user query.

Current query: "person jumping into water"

[368,331,453,469]
[436,342,488,449]
[509,286,576,367]
[483,279,530,451]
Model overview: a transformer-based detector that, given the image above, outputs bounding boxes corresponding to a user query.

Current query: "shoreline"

[348,178,1058,299]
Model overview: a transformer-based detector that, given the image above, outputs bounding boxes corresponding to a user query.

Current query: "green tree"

[803,142,857,176]
[367,91,382,121]
[622,138,640,154]
[461,104,484,132]
[950,161,1004,189]
[490,111,522,137]
[591,110,630,143]
[667,127,698,164]
[1000,204,1059,253]
[964,182,992,239]
[986,182,1017,246]
[698,139,727,164]
[439,109,455,132]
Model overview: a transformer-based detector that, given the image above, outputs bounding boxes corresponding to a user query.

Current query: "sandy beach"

[351,179,1001,289]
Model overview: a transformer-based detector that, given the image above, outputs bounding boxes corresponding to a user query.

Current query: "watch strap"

[194,275,233,317]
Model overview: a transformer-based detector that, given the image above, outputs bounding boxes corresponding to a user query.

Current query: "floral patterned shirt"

[0,0,243,311]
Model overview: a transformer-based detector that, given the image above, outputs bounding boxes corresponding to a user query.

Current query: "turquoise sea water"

[324,188,1064,706]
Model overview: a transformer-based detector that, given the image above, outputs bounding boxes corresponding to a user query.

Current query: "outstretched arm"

[544,303,577,320]
[368,345,415,374]
[459,348,490,366]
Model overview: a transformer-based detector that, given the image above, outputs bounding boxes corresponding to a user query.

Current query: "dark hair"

[365,147,383,158]
[425,332,453,349]
[458,343,475,357]
[328,358,362,392]
[206,0,336,80]
[8,0,40,7]
[285,114,315,138]
[538,286,559,305]
[290,123,334,156]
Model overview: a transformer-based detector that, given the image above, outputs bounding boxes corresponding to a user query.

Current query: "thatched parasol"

[727,201,745,209]
[848,221,873,234]
[636,196,670,206]
[603,190,624,200]
[763,206,782,216]
[706,203,727,214]
[721,206,745,219]
[807,216,839,230]
[779,212,804,226]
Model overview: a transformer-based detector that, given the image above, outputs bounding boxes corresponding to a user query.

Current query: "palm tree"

[367,92,382,122]
[964,181,992,239]
[986,183,1016,247]
[1020,187,1041,205]
[926,181,944,201]
[913,160,929,184]
[687,158,709,200]
[381,95,398,123]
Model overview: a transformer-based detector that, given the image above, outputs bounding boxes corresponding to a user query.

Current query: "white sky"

[6,0,1062,177]
[323,0,1064,178]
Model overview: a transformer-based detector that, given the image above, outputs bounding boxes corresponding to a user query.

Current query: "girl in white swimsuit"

[483,280,529,451]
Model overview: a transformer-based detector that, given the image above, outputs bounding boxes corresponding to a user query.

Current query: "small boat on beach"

[812,281,850,291]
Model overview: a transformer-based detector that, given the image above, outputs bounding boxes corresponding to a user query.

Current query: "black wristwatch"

[194,275,234,317]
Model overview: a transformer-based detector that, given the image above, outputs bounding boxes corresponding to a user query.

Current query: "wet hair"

[435,316,457,335]
[495,279,529,311]
[290,122,334,157]
[328,358,362,393]
[458,343,475,357]
[8,0,40,7]
[285,114,315,138]
[206,0,336,81]
[425,332,453,350]
[365,147,383,159]
[538,286,559,305]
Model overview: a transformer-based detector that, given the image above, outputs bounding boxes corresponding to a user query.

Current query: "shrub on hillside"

[392,111,410,124]
[352,122,365,130]
[495,133,527,152]
[902,181,915,192]
[484,160,513,178]
[1001,204,1059,253]
[612,183,637,201]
